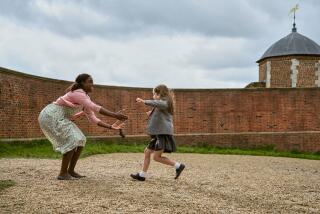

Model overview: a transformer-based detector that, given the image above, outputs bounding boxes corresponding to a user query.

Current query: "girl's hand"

[146,110,152,116]
[136,98,145,103]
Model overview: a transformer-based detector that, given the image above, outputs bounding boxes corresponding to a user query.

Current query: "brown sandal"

[68,172,86,178]
[57,175,78,180]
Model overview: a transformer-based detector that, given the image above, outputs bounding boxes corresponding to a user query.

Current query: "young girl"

[38,73,127,180]
[130,84,185,181]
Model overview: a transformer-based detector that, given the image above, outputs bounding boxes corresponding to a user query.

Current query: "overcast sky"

[0,0,319,88]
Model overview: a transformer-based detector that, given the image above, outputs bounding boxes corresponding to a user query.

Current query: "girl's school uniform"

[130,98,185,181]
[144,99,176,153]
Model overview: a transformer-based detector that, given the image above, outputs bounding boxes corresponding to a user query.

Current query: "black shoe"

[175,164,185,179]
[130,173,146,181]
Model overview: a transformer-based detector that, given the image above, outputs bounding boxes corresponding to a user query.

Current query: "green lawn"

[0,139,319,160]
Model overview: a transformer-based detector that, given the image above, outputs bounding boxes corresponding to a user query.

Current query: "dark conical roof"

[257,28,320,63]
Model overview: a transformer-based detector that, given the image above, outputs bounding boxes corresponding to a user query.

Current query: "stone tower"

[257,25,320,88]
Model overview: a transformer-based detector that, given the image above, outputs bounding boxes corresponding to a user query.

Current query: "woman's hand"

[136,98,145,103]
[115,109,128,121]
[98,120,125,130]
[114,112,128,121]
[99,108,128,121]
[111,121,125,130]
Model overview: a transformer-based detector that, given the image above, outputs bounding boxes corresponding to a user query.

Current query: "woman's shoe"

[57,174,78,180]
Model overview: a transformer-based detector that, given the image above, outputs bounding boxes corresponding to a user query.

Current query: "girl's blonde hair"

[153,84,175,115]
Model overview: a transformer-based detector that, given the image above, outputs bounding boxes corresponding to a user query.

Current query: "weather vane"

[289,4,299,32]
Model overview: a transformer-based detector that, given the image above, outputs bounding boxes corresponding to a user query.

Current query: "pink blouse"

[53,89,102,124]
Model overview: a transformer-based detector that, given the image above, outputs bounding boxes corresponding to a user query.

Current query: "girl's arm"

[146,110,152,117]
[136,98,168,110]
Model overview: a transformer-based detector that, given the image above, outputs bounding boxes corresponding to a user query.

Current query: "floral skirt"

[38,103,86,154]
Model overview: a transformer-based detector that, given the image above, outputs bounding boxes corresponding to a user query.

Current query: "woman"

[38,73,128,180]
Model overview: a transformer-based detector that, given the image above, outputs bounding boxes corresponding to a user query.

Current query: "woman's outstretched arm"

[99,107,128,121]
[97,120,125,130]
[70,90,128,121]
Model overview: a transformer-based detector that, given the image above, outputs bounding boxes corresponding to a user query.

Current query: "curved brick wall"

[1,67,320,152]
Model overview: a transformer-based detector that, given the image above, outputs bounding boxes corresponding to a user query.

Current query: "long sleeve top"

[144,99,173,135]
[53,89,102,124]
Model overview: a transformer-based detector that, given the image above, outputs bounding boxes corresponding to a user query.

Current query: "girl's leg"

[142,148,154,173]
[153,150,185,179]
[68,146,85,178]
[59,148,75,178]
[131,148,154,181]
[153,150,175,166]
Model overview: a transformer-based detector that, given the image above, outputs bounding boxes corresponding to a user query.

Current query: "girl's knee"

[144,149,152,157]
[153,154,161,162]
[144,152,151,159]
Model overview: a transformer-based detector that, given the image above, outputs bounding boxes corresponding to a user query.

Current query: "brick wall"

[298,57,319,87]
[0,67,152,138]
[1,67,320,152]
[258,56,320,88]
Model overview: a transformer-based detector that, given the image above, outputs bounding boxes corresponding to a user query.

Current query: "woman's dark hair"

[66,73,91,93]
[153,84,175,115]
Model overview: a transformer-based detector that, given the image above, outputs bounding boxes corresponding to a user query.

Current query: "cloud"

[0,0,298,38]
[0,15,255,88]
[0,0,319,88]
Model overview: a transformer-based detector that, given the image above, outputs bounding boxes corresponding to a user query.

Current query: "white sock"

[139,171,146,177]
[174,162,181,169]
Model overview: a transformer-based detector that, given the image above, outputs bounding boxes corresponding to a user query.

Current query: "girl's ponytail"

[167,89,175,115]
[154,84,175,115]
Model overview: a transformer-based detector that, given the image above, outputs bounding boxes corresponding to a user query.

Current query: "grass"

[0,139,320,160]
[0,180,15,192]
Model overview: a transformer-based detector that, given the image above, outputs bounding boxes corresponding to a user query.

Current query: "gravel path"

[0,153,320,213]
